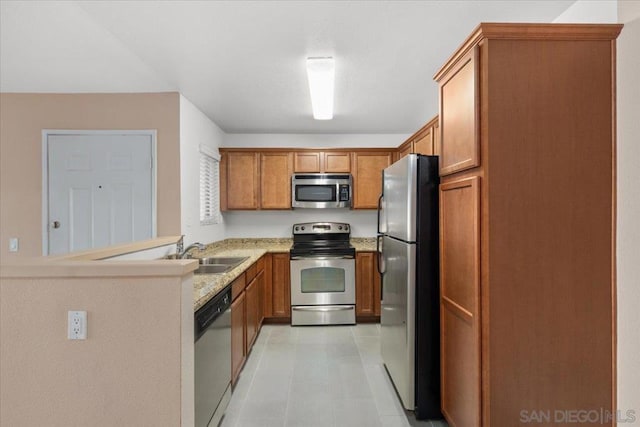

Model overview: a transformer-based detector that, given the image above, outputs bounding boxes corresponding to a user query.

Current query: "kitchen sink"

[198,256,248,266]
[194,256,249,275]
[195,264,233,275]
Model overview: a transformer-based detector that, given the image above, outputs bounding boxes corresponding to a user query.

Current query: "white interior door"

[47,133,154,255]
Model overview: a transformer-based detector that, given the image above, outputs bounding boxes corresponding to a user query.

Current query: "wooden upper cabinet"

[260,152,293,209]
[397,140,413,160]
[294,151,351,173]
[293,152,321,172]
[226,152,259,209]
[352,152,392,209]
[413,127,434,155]
[323,152,351,172]
[437,47,479,176]
[433,121,441,156]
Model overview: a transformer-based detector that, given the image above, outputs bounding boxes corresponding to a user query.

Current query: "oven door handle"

[290,256,354,260]
[292,306,354,312]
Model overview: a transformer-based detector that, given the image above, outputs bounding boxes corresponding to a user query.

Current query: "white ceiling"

[0,0,575,133]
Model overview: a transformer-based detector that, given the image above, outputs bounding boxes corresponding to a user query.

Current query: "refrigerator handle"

[377,194,383,234]
[376,235,385,275]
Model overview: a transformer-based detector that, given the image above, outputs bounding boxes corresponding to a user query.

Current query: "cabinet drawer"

[231,273,247,301]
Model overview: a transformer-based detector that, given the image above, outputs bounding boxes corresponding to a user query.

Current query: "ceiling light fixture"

[306,57,335,120]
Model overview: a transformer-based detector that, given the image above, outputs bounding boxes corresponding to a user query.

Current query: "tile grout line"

[353,325,388,425]
[282,326,300,427]
[227,326,272,427]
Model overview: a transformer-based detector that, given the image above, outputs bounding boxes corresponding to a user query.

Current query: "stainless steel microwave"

[291,174,352,209]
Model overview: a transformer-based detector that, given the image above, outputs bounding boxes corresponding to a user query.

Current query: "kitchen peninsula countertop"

[190,238,291,311]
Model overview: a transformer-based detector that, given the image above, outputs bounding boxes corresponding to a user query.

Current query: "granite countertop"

[190,238,291,311]
[190,237,378,311]
[350,237,377,252]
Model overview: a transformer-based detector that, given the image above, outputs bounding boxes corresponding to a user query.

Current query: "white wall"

[222,133,408,238]
[179,95,226,245]
[553,0,617,23]
[223,133,409,149]
[617,0,640,421]
[223,209,378,238]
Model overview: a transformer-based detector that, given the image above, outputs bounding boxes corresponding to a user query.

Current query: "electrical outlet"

[9,238,18,252]
[67,311,87,340]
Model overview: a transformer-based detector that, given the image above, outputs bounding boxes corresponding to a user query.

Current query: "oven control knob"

[294,226,299,231]
[338,226,342,230]
[301,226,305,230]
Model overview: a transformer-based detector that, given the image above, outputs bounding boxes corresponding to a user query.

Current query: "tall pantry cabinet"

[434,24,622,427]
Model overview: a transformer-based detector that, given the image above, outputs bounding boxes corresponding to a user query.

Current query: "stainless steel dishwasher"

[195,286,232,427]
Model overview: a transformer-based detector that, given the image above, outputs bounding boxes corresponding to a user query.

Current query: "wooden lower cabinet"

[257,270,265,327]
[355,252,381,319]
[231,256,268,385]
[245,276,259,350]
[231,291,246,385]
[265,253,291,320]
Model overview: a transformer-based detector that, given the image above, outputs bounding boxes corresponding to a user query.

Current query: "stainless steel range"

[290,222,356,326]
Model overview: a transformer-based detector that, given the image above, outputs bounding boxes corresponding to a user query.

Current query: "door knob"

[52,221,61,229]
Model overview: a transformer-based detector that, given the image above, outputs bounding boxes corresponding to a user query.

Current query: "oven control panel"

[292,222,350,234]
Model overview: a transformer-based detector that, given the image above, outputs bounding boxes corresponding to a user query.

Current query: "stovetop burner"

[290,222,355,259]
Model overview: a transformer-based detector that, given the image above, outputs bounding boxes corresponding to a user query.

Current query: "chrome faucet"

[176,235,184,255]
[179,242,206,259]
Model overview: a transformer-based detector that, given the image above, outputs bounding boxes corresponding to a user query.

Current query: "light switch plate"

[9,238,18,252]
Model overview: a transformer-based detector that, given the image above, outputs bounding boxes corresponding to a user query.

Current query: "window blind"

[199,147,221,225]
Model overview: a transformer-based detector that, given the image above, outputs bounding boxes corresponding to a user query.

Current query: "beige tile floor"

[220,324,448,427]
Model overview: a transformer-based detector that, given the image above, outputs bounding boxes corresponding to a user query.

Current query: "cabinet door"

[231,292,246,385]
[270,253,291,319]
[260,152,293,209]
[413,128,434,155]
[356,252,376,317]
[226,152,259,209]
[294,152,321,172]
[352,152,392,209]
[256,269,265,327]
[263,254,274,318]
[433,121,441,157]
[438,47,479,175]
[245,277,258,350]
[323,152,351,172]
[397,141,413,160]
[440,177,481,427]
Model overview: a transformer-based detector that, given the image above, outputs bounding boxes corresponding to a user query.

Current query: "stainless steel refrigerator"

[377,154,441,420]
